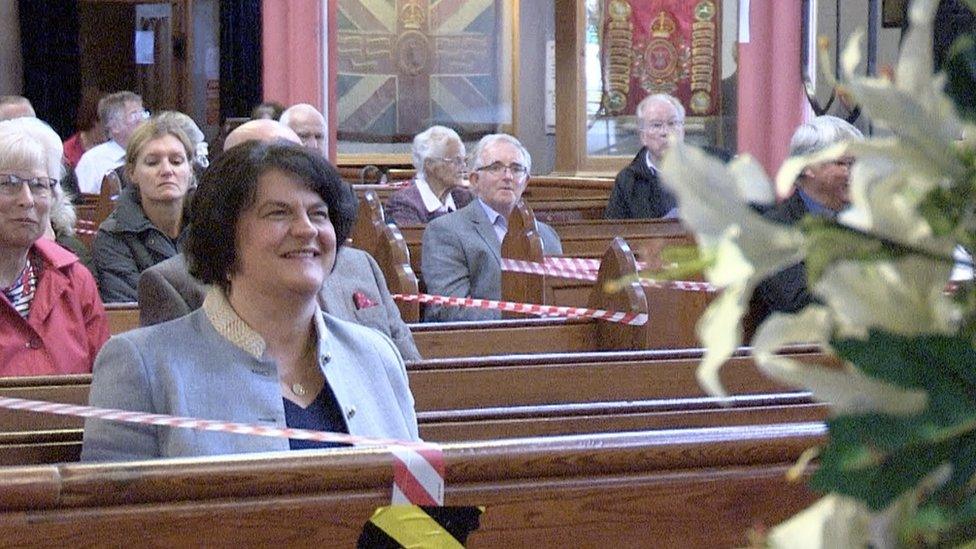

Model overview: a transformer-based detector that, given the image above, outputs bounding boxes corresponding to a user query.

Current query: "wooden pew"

[0,424,825,547]
[104,302,139,335]
[0,346,832,465]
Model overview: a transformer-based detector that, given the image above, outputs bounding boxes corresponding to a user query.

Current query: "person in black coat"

[605,94,685,219]
[746,115,864,336]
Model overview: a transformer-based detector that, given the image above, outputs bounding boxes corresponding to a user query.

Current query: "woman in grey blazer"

[82,141,420,461]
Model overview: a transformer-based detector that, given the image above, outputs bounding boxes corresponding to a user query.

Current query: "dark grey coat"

[92,186,188,303]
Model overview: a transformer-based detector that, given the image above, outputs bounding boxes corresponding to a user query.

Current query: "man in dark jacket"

[605,93,685,219]
[747,115,863,335]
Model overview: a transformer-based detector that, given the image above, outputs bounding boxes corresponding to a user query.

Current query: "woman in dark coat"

[92,117,194,302]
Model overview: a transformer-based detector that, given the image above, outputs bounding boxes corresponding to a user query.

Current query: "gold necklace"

[291,382,307,397]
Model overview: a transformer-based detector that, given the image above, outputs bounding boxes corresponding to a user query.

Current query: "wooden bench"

[0,346,831,463]
[0,424,825,547]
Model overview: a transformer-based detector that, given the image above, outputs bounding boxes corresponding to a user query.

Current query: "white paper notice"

[738,0,751,43]
[135,31,155,65]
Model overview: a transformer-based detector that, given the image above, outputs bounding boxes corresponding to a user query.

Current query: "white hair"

[279,103,324,127]
[412,125,463,176]
[470,133,532,174]
[0,116,65,180]
[636,93,685,122]
[789,115,864,157]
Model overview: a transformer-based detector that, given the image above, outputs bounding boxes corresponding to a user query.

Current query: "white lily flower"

[765,494,871,549]
[660,143,806,396]
[815,257,957,339]
[752,306,927,415]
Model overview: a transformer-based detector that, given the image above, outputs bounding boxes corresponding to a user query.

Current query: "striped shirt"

[2,259,37,319]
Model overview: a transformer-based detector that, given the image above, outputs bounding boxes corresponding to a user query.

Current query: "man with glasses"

[421,133,562,322]
[385,125,473,225]
[75,91,148,194]
[605,93,686,219]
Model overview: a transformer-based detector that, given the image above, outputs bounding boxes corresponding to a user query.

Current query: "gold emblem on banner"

[633,10,688,96]
[603,0,634,115]
[400,2,425,30]
[689,0,717,113]
[396,30,430,76]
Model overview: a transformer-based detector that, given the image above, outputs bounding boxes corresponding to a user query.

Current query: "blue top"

[797,188,838,219]
[283,385,351,450]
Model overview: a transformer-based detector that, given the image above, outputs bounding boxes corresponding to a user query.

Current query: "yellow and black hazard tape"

[358,505,485,548]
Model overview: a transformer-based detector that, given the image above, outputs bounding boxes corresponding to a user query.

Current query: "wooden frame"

[554,0,629,176]
[882,0,908,28]
[336,0,520,167]
[78,0,194,117]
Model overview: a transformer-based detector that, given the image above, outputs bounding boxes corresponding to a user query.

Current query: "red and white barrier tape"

[500,258,718,292]
[393,292,649,325]
[543,256,602,271]
[0,396,443,506]
[502,258,598,282]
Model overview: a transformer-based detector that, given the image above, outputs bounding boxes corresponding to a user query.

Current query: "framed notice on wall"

[336,0,518,154]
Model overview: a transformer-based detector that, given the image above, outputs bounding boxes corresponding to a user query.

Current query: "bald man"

[279,104,326,154]
[0,95,36,121]
[223,118,301,150]
[137,118,422,361]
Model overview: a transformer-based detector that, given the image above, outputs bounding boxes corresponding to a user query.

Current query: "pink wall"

[737,2,808,192]
[262,0,337,160]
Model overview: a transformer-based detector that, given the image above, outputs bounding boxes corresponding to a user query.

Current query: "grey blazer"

[81,308,419,461]
[138,247,421,361]
[421,200,563,322]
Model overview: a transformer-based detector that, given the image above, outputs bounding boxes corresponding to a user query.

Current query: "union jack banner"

[337,0,508,142]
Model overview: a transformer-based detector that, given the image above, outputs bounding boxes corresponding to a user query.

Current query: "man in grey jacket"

[421,133,562,322]
[137,119,421,361]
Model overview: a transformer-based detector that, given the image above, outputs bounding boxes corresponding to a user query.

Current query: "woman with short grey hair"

[385,125,473,225]
[0,116,109,376]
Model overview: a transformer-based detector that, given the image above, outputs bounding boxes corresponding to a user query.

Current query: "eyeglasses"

[639,120,684,133]
[0,174,56,197]
[477,162,528,178]
[126,109,151,123]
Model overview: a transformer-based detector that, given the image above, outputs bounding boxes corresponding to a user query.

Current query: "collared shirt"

[478,198,507,243]
[201,286,330,362]
[644,149,659,174]
[75,140,126,194]
[797,188,841,219]
[415,174,457,214]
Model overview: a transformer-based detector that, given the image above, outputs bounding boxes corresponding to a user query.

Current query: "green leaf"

[944,33,976,124]
[801,217,903,283]
[811,414,960,510]
[833,330,976,423]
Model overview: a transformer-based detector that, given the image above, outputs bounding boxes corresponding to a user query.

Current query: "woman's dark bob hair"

[186,140,357,288]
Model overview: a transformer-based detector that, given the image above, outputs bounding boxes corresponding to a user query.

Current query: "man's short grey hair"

[412,125,463,176]
[0,116,65,180]
[98,91,142,127]
[789,115,864,157]
[279,103,324,127]
[0,95,35,121]
[470,133,532,174]
[636,93,685,122]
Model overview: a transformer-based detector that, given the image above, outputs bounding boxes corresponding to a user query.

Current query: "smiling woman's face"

[228,168,337,301]
[0,163,50,252]
[130,134,192,204]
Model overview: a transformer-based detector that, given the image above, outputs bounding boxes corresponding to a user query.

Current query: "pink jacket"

[0,239,109,376]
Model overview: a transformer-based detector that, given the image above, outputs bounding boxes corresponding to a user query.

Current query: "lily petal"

[752,307,928,415]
